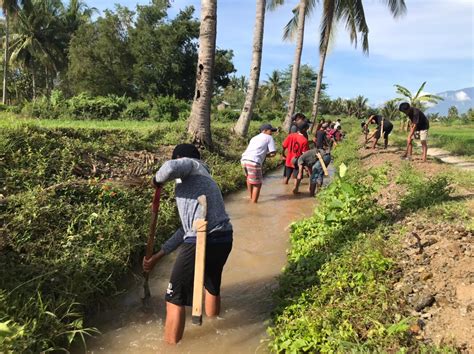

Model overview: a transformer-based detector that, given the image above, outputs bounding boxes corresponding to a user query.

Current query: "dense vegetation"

[267,122,462,352]
[0,118,282,352]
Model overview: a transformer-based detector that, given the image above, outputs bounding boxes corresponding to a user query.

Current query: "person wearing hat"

[282,120,310,186]
[143,143,233,344]
[365,114,393,149]
[240,123,278,203]
[399,102,429,161]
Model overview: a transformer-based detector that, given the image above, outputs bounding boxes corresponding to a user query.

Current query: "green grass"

[0,115,286,352]
[430,122,474,156]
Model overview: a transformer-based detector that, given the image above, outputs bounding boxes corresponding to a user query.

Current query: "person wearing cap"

[143,143,233,344]
[365,114,393,150]
[399,102,429,161]
[240,123,278,203]
[282,121,310,187]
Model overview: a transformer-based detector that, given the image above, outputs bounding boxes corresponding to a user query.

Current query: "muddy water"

[87,168,328,354]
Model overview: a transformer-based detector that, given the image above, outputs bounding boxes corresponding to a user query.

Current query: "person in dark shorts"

[143,144,233,344]
[282,121,310,186]
[365,114,393,149]
[399,102,429,161]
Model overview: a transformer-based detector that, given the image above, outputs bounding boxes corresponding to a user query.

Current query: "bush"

[121,100,150,120]
[20,97,52,118]
[150,96,190,122]
[213,108,239,122]
[66,93,128,120]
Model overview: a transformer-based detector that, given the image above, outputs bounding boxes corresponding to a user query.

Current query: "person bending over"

[241,123,277,203]
[143,144,233,345]
[399,102,429,161]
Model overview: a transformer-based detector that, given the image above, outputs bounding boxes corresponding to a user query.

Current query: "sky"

[89,0,474,107]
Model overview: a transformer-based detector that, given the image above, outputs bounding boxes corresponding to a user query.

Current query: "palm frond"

[267,0,285,11]
[413,81,426,100]
[393,84,412,99]
[380,0,406,18]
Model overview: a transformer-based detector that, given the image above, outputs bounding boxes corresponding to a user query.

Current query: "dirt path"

[360,145,474,351]
[85,168,331,353]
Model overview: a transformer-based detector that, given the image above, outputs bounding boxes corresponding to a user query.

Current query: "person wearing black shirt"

[365,115,394,149]
[399,102,429,162]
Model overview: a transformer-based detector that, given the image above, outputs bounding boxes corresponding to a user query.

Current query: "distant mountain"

[426,87,474,115]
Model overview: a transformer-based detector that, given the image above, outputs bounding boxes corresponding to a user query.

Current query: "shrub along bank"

[267,125,455,352]
[0,120,282,352]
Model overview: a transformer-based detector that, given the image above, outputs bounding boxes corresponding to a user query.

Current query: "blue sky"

[89,0,474,107]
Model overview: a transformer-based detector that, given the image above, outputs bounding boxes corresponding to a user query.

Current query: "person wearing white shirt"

[241,123,278,203]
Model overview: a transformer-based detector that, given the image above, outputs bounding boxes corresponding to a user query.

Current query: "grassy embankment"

[0,114,283,352]
[268,119,472,352]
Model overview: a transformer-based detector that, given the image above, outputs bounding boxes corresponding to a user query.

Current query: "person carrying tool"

[365,114,393,149]
[399,102,429,162]
[241,123,278,203]
[309,148,331,197]
[143,144,233,345]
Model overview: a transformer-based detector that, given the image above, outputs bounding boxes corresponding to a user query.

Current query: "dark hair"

[297,121,309,132]
[293,112,306,121]
[399,102,410,112]
[172,143,201,160]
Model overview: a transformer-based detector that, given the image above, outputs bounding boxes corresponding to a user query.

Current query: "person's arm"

[154,159,196,185]
[142,227,185,272]
[266,137,277,157]
[281,137,289,159]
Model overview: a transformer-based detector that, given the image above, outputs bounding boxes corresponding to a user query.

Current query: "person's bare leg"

[284,174,290,184]
[309,183,316,197]
[251,184,261,203]
[246,180,252,199]
[164,302,185,345]
[371,138,378,150]
[204,289,220,317]
[407,141,413,158]
[421,141,428,162]
[293,178,302,194]
[384,137,388,149]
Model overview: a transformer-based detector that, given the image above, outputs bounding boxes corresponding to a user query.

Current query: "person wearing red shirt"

[282,121,310,188]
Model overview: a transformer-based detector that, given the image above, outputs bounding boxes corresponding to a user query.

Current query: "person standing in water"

[143,144,233,345]
[241,123,278,203]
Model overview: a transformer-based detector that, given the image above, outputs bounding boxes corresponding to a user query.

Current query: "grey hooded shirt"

[155,158,233,254]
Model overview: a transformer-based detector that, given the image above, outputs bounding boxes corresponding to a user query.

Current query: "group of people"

[241,113,342,203]
[142,113,342,344]
[363,102,430,162]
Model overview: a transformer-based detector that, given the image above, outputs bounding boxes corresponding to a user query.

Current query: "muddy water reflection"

[88,168,329,353]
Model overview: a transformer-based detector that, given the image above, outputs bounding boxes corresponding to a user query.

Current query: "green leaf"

[339,163,347,178]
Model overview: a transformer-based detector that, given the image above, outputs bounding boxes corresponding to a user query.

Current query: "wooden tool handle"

[192,195,207,325]
[145,187,162,260]
[316,152,329,176]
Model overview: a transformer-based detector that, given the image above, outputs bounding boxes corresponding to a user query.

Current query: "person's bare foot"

[292,188,300,194]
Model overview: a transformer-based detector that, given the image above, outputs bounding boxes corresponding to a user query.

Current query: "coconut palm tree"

[9,0,64,99]
[1,0,30,104]
[263,70,284,110]
[280,0,315,131]
[233,0,266,137]
[187,0,217,147]
[309,0,407,132]
[381,99,399,121]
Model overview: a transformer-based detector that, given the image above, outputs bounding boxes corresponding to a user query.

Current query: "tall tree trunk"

[187,0,217,148]
[310,27,330,134]
[2,11,9,105]
[233,0,266,137]
[283,0,306,132]
[32,68,36,100]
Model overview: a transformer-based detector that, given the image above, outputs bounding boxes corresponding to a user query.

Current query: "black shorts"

[375,125,393,139]
[284,166,298,178]
[165,241,233,307]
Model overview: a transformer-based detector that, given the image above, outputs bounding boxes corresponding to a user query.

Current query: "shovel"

[142,186,162,309]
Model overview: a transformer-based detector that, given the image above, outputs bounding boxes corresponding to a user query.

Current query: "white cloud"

[455,91,471,101]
